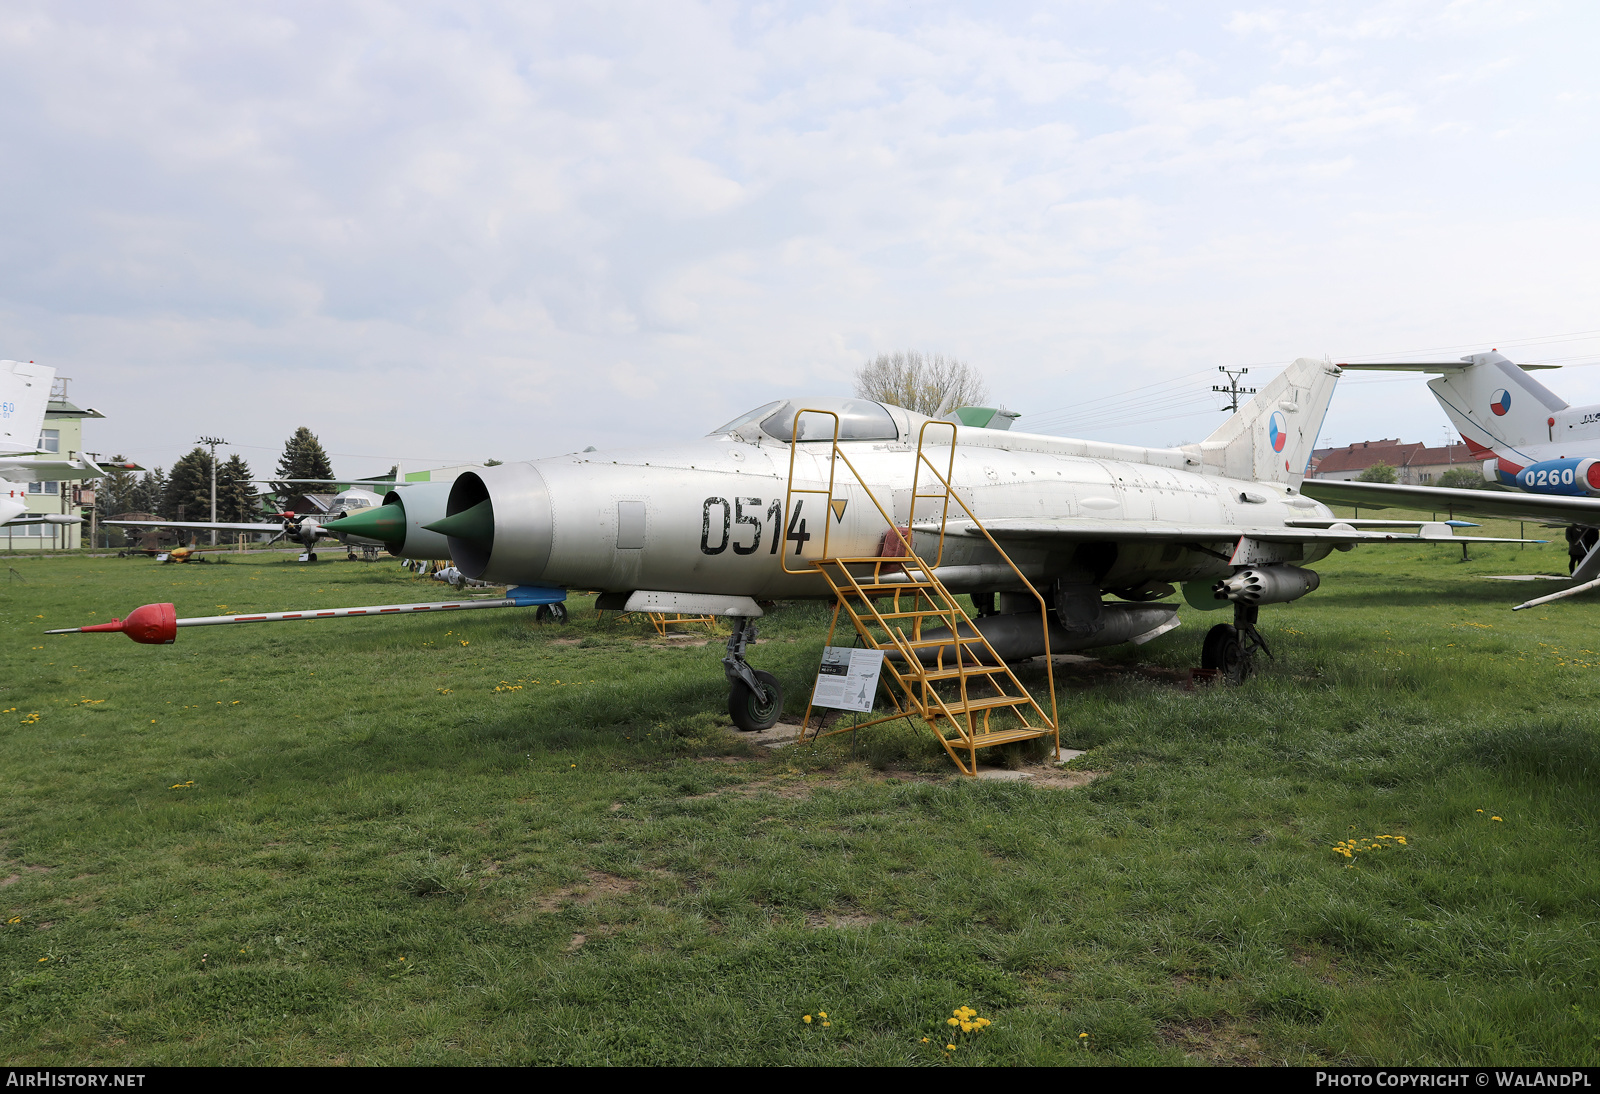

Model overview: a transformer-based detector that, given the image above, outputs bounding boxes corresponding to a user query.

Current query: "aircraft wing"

[923,517,1529,545]
[104,519,283,533]
[1300,480,1600,525]
[0,456,125,483]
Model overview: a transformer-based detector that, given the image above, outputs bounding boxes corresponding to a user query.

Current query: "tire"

[1202,623,1250,684]
[535,603,570,624]
[728,670,783,731]
[307,552,318,562]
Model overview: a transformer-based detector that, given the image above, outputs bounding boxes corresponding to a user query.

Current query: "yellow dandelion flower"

[818,1011,826,1018]
[1492,816,1503,821]
[803,1015,812,1023]
[948,1017,960,1026]
[822,1021,831,1028]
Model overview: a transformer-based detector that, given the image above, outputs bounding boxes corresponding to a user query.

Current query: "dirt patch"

[565,933,587,952]
[1158,1017,1264,1065]
[1030,768,1101,790]
[684,774,820,801]
[550,638,582,646]
[1044,655,1202,689]
[0,864,51,886]
[650,634,712,648]
[535,870,640,913]
[805,910,882,929]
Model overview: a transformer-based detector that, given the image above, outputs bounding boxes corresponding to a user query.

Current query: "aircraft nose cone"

[329,501,407,548]
[423,499,494,548]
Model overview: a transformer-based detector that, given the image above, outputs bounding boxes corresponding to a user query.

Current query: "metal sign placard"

[811,646,885,713]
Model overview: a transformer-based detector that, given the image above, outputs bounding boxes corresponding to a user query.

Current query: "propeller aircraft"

[52,357,1531,729]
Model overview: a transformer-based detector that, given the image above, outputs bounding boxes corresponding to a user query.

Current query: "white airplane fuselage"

[465,429,1337,599]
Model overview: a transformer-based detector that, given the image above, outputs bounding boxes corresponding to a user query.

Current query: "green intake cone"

[424,499,495,549]
[327,501,407,547]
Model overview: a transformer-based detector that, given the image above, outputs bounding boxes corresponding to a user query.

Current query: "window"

[27,481,60,495]
[709,397,901,442]
[37,429,59,453]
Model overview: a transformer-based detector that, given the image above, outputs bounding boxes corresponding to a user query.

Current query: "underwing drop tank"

[1214,565,1320,606]
[913,603,1181,665]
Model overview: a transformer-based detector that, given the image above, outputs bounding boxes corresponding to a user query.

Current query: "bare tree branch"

[853,351,988,417]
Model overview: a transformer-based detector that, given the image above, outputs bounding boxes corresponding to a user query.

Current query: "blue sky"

[3,1,1598,474]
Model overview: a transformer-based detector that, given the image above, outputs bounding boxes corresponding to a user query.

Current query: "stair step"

[901,636,990,649]
[918,665,1010,680]
[931,694,1037,713]
[944,727,1050,748]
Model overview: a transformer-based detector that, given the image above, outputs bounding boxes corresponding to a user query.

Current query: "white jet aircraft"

[0,360,122,532]
[1307,350,1600,606]
[53,357,1529,727]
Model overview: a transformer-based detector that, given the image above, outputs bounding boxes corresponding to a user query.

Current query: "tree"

[163,447,213,521]
[1357,462,1398,484]
[273,427,335,496]
[130,467,167,516]
[95,456,138,518]
[853,351,989,417]
[1436,467,1487,490]
[216,453,258,523]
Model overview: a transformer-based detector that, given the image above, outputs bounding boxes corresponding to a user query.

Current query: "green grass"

[2,523,1598,1065]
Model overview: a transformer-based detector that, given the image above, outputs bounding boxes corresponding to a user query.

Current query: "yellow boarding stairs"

[785,413,1058,775]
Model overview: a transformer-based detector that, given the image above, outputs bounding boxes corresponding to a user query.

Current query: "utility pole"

[198,436,228,547]
[1213,367,1257,413]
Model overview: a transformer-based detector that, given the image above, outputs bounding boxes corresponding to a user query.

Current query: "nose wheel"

[723,616,783,731]
[1201,604,1273,685]
[535,603,569,624]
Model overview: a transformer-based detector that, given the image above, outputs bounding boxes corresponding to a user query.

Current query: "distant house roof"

[1311,438,1476,477]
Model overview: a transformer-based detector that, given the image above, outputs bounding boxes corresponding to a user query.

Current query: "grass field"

[3,519,1599,1066]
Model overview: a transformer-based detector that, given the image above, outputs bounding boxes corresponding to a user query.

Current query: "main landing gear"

[535,603,569,624]
[1201,603,1274,685]
[724,616,783,732]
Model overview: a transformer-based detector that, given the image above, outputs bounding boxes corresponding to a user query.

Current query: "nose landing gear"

[723,616,783,731]
[1200,603,1274,684]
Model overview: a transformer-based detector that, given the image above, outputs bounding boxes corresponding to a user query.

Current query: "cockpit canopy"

[709,397,900,442]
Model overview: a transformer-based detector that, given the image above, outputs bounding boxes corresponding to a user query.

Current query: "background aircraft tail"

[1424,351,1566,456]
[0,361,55,454]
[1185,357,1341,487]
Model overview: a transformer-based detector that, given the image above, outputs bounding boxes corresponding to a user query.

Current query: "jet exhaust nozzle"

[1214,565,1320,606]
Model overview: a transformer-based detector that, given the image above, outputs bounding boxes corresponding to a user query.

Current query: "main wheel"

[1202,623,1250,684]
[307,551,318,562]
[535,603,570,624]
[728,670,783,731]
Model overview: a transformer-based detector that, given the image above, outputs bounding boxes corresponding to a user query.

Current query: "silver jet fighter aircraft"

[421,357,1519,728]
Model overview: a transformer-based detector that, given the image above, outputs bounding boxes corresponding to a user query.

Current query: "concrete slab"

[975,769,1034,781]
[1055,749,1087,763]
[1482,575,1568,581]
[739,721,804,748]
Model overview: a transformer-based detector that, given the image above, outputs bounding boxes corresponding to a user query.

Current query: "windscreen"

[758,398,899,442]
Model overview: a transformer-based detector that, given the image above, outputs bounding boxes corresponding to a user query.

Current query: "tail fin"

[1425,351,1566,455]
[1186,358,1341,487]
[0,361,55,454]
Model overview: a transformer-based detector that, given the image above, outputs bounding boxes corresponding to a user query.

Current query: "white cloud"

[0,0,1596,472]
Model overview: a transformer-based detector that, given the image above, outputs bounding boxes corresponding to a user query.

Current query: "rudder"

[1186,358,1341,486]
